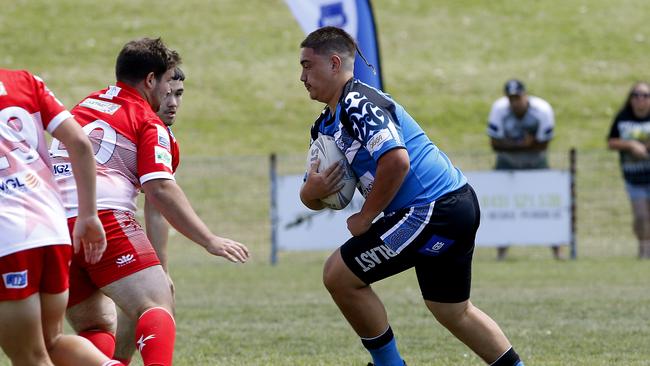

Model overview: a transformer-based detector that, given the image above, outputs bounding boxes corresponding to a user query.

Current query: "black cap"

[504,79,526,96]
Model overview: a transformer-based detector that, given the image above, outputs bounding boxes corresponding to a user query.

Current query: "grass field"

[2,0,650,365]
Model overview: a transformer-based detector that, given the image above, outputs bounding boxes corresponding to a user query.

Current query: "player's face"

[508,94,529,118]
[151,68,175,112]
[631,84,650,118]
[158,80,184,126]
[300,47,335,104]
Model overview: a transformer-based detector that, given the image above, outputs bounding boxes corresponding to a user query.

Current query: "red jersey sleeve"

[137,119,177,185]
[30,73,71,133]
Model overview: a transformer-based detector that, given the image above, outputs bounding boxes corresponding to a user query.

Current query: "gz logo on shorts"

[2,270,28,289]
[418,235,455,257]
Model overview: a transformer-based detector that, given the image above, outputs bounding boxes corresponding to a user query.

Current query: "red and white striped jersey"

[0,69,72,257]
[50,82,178,218]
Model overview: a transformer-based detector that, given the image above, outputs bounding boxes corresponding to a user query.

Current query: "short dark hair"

[171,67,185,81]
[115,37,181,84]
[300,26,356,68]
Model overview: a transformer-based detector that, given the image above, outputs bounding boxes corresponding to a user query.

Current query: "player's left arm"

[347,148,409,236]
[51,118,106,264]
[34,73,106,264]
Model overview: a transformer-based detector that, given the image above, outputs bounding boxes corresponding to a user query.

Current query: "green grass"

[121,248,650,365]
[2,0,650,364]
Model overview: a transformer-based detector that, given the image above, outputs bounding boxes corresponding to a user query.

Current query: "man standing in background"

[487,79,562,260]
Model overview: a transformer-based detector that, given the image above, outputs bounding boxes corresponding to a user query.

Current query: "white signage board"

[275,175,364,251]
[465,170,571,246]
[274,170,571,251]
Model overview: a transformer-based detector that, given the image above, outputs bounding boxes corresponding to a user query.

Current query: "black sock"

[361,326,394,350]
[490,347,522,366]
[360,326,403,366]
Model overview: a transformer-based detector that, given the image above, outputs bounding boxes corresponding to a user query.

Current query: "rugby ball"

[306,135,357,210]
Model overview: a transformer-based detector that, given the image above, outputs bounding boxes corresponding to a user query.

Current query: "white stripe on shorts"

[380,201,435,254]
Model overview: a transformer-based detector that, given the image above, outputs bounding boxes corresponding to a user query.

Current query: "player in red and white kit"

[0,69,124,366]
[50,38,249,366]
[113,67,185,365]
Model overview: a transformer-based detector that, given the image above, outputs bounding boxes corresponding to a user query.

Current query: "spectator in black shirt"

[608,81,650,258]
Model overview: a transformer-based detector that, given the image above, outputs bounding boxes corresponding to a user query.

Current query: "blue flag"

[285,0,384,90]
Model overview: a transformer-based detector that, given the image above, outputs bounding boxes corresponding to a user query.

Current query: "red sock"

[114,357,131,365]
[135,307,176,366]
[102,362,126,366]
[78,330,116,358]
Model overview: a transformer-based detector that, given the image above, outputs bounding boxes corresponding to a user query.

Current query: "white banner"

[273,170,571,252]
[284,0,358,39]
[466,170,571,246]
[275,175,365,251]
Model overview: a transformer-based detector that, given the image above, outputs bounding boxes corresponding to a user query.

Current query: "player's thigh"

[102,265,173,320]
[38,244,74,343]
[414,247,473,303]
[413,185,479,302]
[323,248,368,290]
[0,293,49,362]
[66,290,117,333]
[338,215,417,287]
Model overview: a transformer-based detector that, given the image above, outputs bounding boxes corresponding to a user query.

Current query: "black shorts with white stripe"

[340,184,479,303]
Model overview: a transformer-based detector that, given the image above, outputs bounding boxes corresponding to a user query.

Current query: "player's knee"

[322,253,345,294]
[69,310,117,334]
[426,300,470,328]
[9,349,49,365]
[322,261,338,294]
[323,251,365,296]
[43,332,64,353]
[3,341,49,365]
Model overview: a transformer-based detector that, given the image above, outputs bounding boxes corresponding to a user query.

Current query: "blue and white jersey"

[309,78,467,213]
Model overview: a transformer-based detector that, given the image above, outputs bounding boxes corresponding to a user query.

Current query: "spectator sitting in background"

[607,81,650,259]
[487,79,562,261]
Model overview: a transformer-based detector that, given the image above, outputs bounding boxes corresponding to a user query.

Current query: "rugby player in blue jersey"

[298,27,524,366]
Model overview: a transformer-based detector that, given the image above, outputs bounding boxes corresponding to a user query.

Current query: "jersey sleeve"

[533,98,555,142]
[137,120,176,185]
[342,92,404,162]
[487,97,507,139]
[31,74,71,134]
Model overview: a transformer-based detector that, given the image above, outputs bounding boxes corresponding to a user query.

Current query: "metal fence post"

[270,153,278,265]
[570,148,577,260]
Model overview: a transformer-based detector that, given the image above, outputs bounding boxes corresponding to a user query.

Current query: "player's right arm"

[141,178,249,263]
[50,118,106,264]
[300,159,344,210]
[144,197,174,295]
[144,197,171,271]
